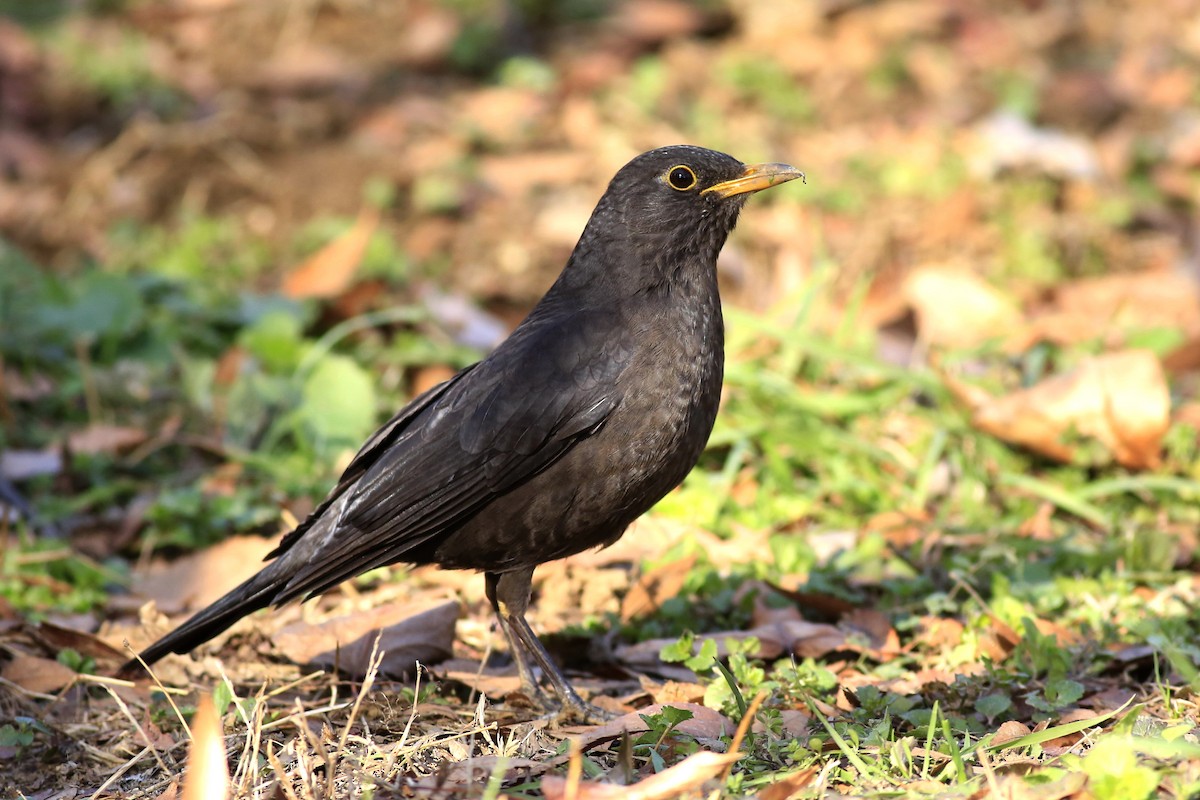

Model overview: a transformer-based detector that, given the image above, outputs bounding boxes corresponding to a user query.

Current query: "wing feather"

[267,308,631,602]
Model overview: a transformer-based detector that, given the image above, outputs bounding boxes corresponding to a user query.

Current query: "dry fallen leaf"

[904,264,1024,348]
[1,654,78,694]
[615,619,845,671]
[66,424,149,455]
[444,756,545,785]
[439,661,523,699]
[839,608,901,660]
[1032,271,1200,346]
[542,750,740,800]
[620,555,697,622]
[273,599,459,679]
[281,207,379,300]
[568,703,734,748]
[642,678,707,705]
[991,719,1034,746]
[1163,334,1200,373]
[132,536,278,614]
[35,620,126,664]
[150,781,179,800]
[944,349,1170,469]
[758,767,819,800]
[137,708,177,751]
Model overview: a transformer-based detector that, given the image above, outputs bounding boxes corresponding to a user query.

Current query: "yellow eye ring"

[665,165,697,191]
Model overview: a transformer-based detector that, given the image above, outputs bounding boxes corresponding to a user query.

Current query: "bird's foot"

[510,680,617,725]
[553,696,618,725]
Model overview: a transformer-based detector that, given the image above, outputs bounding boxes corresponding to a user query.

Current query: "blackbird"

[120,145,804,720]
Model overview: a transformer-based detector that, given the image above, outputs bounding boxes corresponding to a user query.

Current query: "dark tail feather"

[116,566,286,679]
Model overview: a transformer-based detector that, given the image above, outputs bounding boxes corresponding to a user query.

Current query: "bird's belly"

[427,317,723,573]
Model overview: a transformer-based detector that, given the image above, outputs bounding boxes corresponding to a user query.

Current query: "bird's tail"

[116,563,288,679]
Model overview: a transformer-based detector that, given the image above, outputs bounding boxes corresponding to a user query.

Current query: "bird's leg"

[487,568,613,723]
[484,570,544,703]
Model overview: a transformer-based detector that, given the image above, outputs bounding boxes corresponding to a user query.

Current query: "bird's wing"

[265,363,479,559]
[271,308,631,602]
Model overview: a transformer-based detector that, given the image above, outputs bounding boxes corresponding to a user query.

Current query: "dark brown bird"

[120,145,804,720]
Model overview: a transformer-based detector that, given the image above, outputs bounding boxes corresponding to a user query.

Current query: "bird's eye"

[666,165,697,191]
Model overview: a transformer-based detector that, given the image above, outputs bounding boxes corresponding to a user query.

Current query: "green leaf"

[659,631,695,663]
[684,638,719,673]
[299,354,377,449]
[239,309,305,373]
[1044,678,1084,708]
[657,705,695,728]
[211,680,235,717]
[976,693,1012,721]
[0,724,33,748]
[34,271,145,344]
[1082,737,1160,800]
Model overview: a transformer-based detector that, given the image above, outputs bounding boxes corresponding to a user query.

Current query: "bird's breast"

[425,283,725,572]
[614,287,725,486]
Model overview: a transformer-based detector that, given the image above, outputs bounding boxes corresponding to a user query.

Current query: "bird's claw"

[554,698,618,725]
[509,681,616,724]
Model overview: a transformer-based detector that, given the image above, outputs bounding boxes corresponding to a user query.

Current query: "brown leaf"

[150,781,179,800]
[1,654,77,694]
[440,659,523,699]
[913,616,964,651]
[974,616,1020,663]
[780,620,848,659]
[839,609,900,659]
[904,264,1023,348]
[643,679,706,705]
[614,619,844,671]
[1082,687,1138,712]
[281,207,379,300]
[1034,272,1200,346]
[1163,335,1200,373]
[567,703,734,749]
[246,43,365,92]
[614,0,719,44]
[620,555,696,622]
[273,599,459,679]
[34,621,126,663]
[444,756,545,785]
[945,349,1170,469]
[459,89,548,149]
[132,536,278,614]
[66,424,149,455]
[542,750,740,800]
[181,694,228,800]
[1,369,53,401]
[765,582,859,617]
[137,709,176,751]
[1030,617,1083,648]
[753,767,820,800]
[1041,709,1097,754]
[991,719,1033,746]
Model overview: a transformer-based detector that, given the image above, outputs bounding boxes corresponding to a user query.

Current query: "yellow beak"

[702,162,806,198]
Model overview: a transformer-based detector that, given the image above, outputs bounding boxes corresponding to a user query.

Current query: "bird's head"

[560,145,804,296]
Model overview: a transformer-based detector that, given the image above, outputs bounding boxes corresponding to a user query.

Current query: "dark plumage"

[120,145,804,719]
